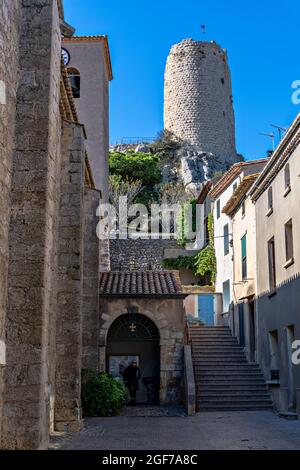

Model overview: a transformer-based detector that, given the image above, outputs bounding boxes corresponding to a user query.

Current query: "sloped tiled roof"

[209,159,267,200]
[99,271,185,298]
[59,61,95,189]
[222,173,260,217]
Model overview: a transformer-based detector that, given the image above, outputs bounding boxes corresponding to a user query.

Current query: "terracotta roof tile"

[99,271,184,298]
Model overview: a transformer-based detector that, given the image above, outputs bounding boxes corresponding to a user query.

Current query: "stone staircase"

[190,324,273,412]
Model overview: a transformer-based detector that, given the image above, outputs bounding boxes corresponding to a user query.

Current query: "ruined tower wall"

[164,39,237,164]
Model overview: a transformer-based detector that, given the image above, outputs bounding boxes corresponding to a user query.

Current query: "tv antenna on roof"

[271,124,287,141]
[259,132,275,151]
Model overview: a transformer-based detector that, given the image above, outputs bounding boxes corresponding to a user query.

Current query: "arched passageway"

[106,313,160,404]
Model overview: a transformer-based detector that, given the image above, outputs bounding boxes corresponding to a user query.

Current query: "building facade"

[251,112,300,414]
[62,36,113,199]
[99,271,187,405]
[209,160,267,319]
[223,173,263,361]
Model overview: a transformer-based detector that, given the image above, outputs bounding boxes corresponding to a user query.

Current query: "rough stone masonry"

[164,39,241,192]
[0,0,102,450]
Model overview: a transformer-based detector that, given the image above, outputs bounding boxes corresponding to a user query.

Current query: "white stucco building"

[209,160,267,316]
[222,171,265,361]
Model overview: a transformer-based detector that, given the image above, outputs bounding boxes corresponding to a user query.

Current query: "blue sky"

[64,0,299,160]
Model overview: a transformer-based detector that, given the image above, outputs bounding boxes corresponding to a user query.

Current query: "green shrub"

[81,370,127,417]
[109,151,162,187]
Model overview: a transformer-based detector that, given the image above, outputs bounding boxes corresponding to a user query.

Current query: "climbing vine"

[163,213,217,286]
[176,198,197,247]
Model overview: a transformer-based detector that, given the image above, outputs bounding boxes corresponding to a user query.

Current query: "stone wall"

[0,0,62,450]
[0,0,104,450]
[164,39,237,163]
[0,0,20,445]
[110,239,178,271]
[55,121,86,433]
[82,188,101,371]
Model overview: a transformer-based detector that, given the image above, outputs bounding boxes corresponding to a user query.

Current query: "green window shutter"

[224,224,229,255]
[241,235,247,259]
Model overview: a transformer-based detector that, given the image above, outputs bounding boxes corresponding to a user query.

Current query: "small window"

[67,67,80,98]
[268,237,276,292]
[241,234,247,279]
[284,164,291,192]
[268,187,273,213]
[224,224,229,256]
[216,199,221,219]
[241,201,246,217]
[221,78,225,85]
[285,219,294,263]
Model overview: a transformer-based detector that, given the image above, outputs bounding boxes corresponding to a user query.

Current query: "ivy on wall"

[163,213,217,286]
[163,255,195,272]
[176,198,197,247]
[193,213,216,283]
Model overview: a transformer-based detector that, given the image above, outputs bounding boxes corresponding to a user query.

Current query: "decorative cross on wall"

[129,323,137,333]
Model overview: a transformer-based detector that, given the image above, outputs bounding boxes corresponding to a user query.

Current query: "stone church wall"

[0,0,62,449]
[55,121,86,433]
[0,0,103,450]
[0,0,20,446]
[82,188,101,371]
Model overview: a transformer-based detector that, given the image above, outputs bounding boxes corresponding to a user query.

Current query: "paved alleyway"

[51,410,300,450]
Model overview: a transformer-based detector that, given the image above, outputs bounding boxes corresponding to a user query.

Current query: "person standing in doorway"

[123,361,141,405]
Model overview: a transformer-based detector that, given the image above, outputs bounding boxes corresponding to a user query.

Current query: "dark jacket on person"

[123,365,141,387]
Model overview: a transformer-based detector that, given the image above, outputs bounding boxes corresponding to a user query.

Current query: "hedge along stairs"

[189,324,273,411]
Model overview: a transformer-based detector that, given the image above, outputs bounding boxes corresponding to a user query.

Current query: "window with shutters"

[224,224,229,256]
[241,234,247,279]
[284,219,294,267]
[268,237,276,292]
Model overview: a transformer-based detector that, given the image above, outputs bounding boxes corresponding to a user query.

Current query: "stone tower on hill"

[164,39,240,192]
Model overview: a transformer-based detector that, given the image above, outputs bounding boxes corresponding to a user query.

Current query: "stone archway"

[106,313,160,404]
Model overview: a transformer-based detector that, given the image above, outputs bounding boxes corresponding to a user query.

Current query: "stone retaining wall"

[110,239,178,271]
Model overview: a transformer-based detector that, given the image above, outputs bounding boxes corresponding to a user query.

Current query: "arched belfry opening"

[106,312,160,405]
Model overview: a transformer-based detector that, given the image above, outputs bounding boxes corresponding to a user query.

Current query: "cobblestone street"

[52,410,300,450]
